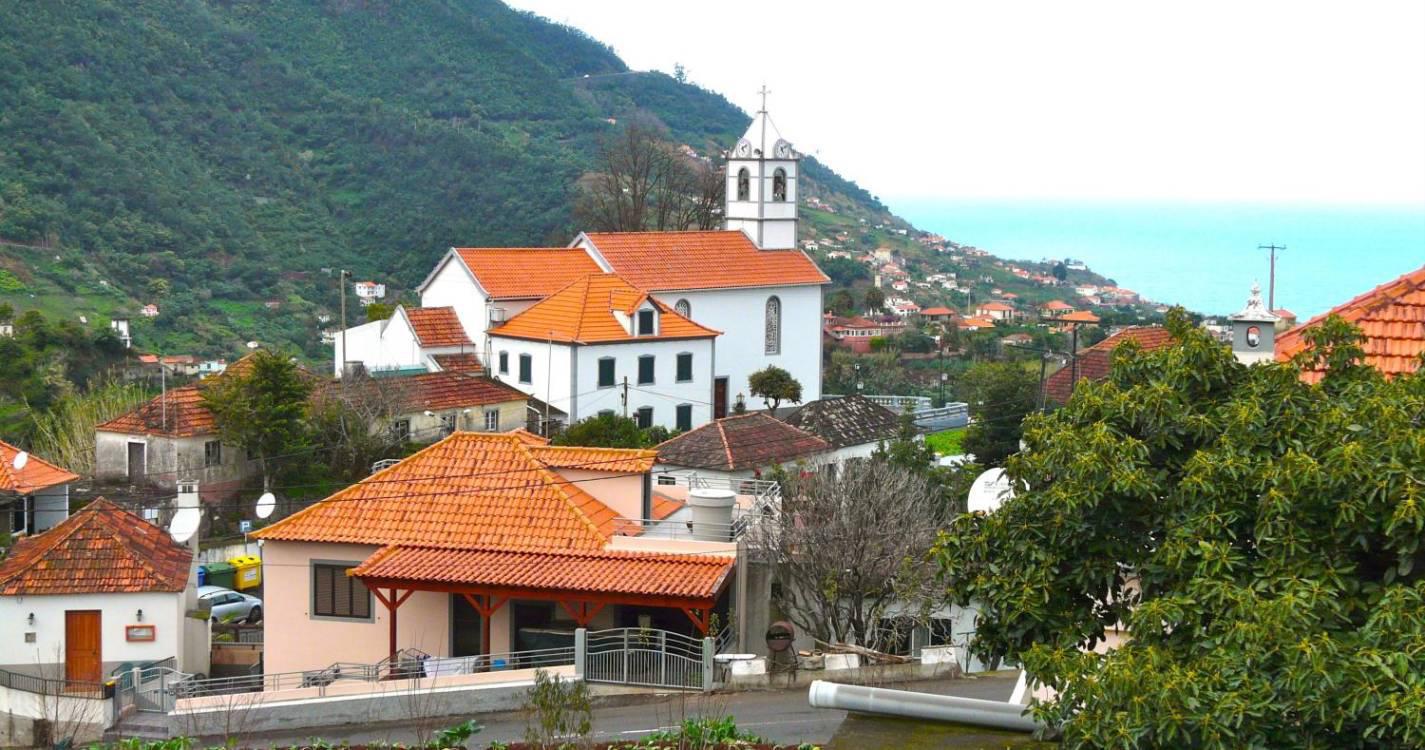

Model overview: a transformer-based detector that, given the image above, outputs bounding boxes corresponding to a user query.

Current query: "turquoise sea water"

[889,199,1425,320]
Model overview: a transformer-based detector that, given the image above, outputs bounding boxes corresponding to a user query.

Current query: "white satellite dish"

[967,468,1017,514]
[169,507,201,543]
[11,451,28,471]
[255,492,276,519]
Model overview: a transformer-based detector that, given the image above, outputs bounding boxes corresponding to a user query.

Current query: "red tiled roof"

[977,302,1014,312]
[0,499,193,595]
[384,372,528,413]
[490,273,720,345]
[453,248,602,300]
[656,413,829,471]
[1041,300,1074,311]
[351,545,734,603]
[96,384,215,437]
[403,307,472,347]
[0,441,79,494]
[1044,327,1176,404]
[251,432,646,551]
[429,353,484,374]
[528,445,657,474]
[1275,265,1425,384]
[1059,310,1102,324]
[583,231,829,291]
[958,316,996,329]
[922,306,955,316]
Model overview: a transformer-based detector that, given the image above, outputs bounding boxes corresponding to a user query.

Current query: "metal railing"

[611,516,739,542]
[0,666,108,698]
[585,628,710,691]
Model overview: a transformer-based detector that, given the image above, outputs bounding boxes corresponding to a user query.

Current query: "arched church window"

[737,168,750,201]
[772,168,787,202]
[764,296,781,355]
[675,299,691,318]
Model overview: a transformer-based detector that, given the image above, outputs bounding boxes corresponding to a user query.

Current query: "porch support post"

[461,593,509,661]
[371,587,411,665]
[681,607,711,635]
[558,600,606,627]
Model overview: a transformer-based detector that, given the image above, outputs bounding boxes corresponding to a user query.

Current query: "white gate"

[582,628,713,691]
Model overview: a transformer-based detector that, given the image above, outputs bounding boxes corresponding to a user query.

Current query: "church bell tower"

[724,87,799,250]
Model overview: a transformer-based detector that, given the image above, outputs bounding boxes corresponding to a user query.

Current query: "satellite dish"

[169,507,201,543]
[11,451,28,471]
[967,468,1017,514]
[255,492,276,519]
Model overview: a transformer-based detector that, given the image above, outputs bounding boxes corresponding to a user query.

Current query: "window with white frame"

[675,352,693,382]
[518,354,532,383]
[637,309,656,336]
[598,357,616,387]
[675,404,692,432]
[484,409,499,431]
[637,355,655,385]
[498,351,509,375]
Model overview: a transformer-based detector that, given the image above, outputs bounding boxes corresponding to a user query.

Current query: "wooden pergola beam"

[356,576,722,614]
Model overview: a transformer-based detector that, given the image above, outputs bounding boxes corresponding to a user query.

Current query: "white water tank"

[687,488,736,542]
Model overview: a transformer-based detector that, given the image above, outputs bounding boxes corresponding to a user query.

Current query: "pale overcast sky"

[506,0,1425,207]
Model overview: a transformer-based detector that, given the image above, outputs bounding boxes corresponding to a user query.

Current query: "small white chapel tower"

[1230,282,1279,365]
[724,87,799,249]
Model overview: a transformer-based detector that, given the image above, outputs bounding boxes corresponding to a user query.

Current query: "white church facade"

[334,105,827,430]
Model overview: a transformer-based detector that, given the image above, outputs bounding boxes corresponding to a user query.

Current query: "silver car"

[198,585,263,624]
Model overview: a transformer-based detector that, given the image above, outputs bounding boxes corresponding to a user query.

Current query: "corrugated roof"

[0,440,79,494]
[0,499,192,595]
[250,432,645,551]
[453,248,603,300]
[1044,327,1176,404]
[783,395,903,449]
[1276,264,1425,384]
[403,307,472,347]
[583,231,829,291]
[490,273,719,345]
[656,413,829,471]
[351,545,734,602]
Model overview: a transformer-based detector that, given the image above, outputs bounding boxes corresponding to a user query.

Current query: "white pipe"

[808,680,1041,733]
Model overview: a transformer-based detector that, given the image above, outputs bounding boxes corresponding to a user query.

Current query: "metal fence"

[584,628,711,691]
[0,666,107,698]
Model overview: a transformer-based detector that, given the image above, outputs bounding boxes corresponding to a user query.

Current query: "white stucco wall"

[94,431,254,493]
[654,284,822,416]
[484,337,573,420]
[0,591,186,676]
[571,338,714,428]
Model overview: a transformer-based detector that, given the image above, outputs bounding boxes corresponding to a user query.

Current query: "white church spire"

[724,87,800,250]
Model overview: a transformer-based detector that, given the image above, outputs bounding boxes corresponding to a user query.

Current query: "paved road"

[227,673,1020,748]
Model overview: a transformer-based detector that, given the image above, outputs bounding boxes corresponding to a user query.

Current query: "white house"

[487,273,719,431]
[782,395,907,463]
[0,441,77,538]
[653,413,831,484]
[336,103,828,428]
[352,280,386,305]
[333,305,480,377]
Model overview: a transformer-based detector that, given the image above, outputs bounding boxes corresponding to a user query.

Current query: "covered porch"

[349,545,737,665]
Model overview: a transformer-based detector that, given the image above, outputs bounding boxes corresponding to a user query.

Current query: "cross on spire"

[757,85,770,114]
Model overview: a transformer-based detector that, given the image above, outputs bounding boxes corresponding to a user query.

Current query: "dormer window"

[637,308,656,336]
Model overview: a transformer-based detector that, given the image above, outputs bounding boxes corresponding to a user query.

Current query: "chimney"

[1229,283,1279,365]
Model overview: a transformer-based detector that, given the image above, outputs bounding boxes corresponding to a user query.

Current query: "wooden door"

[127,442,145,480]
[713,378,729,419]
[65,610,102,685]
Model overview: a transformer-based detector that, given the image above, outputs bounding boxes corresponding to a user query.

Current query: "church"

[334,105,828,431]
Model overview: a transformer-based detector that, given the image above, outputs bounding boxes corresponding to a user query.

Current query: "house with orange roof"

[0,440,79,537]
[1274,264,1425,384]
[333,304,481,378]
[1044,327,1176,405]
[921,306,956,323]
[653,412,831,483]
[1039,299,1075,318]
[487,273,720,431]
[0,499,205,694]
[974,301,1017,321]
[250,431,738,675]
[958,316,998,331]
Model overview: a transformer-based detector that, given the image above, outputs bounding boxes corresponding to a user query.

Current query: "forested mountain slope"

[0,0,893,358]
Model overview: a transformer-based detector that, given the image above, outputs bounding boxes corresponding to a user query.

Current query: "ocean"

[888,199,1425,320]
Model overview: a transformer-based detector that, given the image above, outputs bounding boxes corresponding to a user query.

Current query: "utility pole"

[339,269,350,377]
[1258,244,1284,311]
[545,332,554,436]
[621,376,629,418]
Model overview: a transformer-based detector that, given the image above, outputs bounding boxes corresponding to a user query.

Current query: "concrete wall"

[95,431,254,495]
[0,591,185,677]
[260,541,453,675]
[552,470,644,520]
[0,684,110,747]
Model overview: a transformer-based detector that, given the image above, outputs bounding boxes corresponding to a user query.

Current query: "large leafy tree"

[748,365,803,413]
[551,412,661,449]
[957,361,1039,466]
[936,311,1425,748]
[202,350,313,490]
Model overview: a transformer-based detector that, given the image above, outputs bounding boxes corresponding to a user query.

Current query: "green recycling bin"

[204,561,237,590]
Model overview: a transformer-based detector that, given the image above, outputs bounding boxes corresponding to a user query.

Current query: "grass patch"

[926,427,966,456]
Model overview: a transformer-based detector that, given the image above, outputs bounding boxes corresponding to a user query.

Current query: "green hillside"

[0,0,895,360]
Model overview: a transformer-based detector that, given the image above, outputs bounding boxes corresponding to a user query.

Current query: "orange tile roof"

[1276,264,1425,384]
[429,353,484,374]
[921,306,955,316]
[0,499,193,595]
[351,545,734,603]
[528,445,657,474]
[1044,326,1176,404]
[403,307,472,347]
[656,413,830,471]
[490,273,720,345]
[1041,300,1074,311]
[96,383,215,437]
[0,441,79,494]
[251,432,650,551]
[977,302,1014,312]
[958,316,997,329]
[582,231,829,291]
[453,248,603,300]
[383,372,528,413]
[1059,310,1102,324]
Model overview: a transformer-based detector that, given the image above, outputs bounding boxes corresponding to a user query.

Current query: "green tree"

[1051,262,1068,282]
[821,256,869,286]
[896,328,935,353]
[748,365,803,412]
[957,361,1038,466]
[552,412,648,449]
[863,287,885,313]
[936,312,1425,748]
[826,289,857,316]
[365,302,395,322]
[201,350,313,490]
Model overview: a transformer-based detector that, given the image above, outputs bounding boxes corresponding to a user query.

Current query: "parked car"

[198,585,263,624]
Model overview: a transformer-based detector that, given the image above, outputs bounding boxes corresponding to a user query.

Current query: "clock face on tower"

[1246,326,1261,348]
